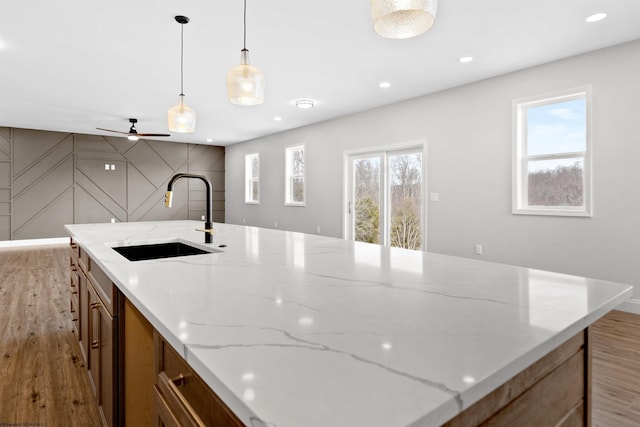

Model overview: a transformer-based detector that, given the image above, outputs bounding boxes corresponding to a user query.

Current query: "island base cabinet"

[88,278,117,427]
[444,330,590,427]
[70,242,119,427]
[123,298,154,427]
[154,332,244,427]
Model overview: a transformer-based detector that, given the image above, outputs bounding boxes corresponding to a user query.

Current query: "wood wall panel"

[0,128,10,240]
[13,189,74,239]
[0,126,225,241]
[13,130,73,174]
[0,127,10,161]
[125,141,177,188]
[76,159,128,209]
[0,162,11,185]
[13,156,74,237]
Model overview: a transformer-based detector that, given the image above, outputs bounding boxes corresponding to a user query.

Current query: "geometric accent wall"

[0,127,225,241]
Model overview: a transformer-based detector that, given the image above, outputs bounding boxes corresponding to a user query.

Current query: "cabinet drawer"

[88,258,117,316]
[155,333,244,427]
[70,290,79,332]
[70,239,80,260]
[79,245,89,272]
[154,385,182,427]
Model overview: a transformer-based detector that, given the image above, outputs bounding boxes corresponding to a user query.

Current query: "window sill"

[244,201,260,205]
[284,202,306,207]
[512,207,592,217]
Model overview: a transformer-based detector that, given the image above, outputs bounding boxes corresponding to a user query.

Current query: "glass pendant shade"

[168,95,196,133]
[227,50,265,106]
[371,0,438,39]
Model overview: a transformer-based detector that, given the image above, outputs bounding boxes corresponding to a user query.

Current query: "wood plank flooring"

[592,309,640,427]
[0,244,101,427]
[0,244,638,426]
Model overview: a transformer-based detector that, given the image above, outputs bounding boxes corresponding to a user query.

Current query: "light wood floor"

[0,244,638,426]
[592,309,640,427]
[0,244,101,426]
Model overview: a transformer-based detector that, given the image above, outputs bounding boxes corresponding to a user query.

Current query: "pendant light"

[168,15,196,133]
[227,0,265,106]
[371,0,438,39]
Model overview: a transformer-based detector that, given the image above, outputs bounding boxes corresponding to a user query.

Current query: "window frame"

[244,152,260,204]
[512,87,593,217]
[284,144,306,206]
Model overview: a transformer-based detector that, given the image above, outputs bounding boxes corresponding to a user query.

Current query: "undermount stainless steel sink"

[112,242,221,261]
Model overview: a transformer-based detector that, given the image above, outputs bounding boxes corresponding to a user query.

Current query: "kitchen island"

[65,220,632,426]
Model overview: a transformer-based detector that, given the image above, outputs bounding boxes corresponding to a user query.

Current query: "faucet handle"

[165,191,173,207]
[196,227,217,235]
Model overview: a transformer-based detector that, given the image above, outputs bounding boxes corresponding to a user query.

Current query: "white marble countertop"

[65,220,632,427]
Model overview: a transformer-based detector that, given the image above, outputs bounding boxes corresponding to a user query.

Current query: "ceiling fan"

[97,118,170,141]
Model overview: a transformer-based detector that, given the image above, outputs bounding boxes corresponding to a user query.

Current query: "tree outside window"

[245,153,259,203]
[285,145,305,205]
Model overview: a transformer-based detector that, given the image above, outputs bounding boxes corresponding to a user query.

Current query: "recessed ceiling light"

[379,81,391,89]
[274,116,282,121]
[586,13,607,23]
[206,138,213,143]
[295,99,315,109]
[458,56,474,63]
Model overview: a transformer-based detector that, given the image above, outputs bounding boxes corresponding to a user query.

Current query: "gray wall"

[226,39,640,298]
[0,128,224,240]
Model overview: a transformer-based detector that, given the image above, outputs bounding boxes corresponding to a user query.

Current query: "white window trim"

[342,139,427,249]
[245,153,260,204]
[512,87,593,217]
[285,144,306,206]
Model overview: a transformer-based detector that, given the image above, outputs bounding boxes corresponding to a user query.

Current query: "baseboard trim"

[0,237,70,248]
[617,298,640,315]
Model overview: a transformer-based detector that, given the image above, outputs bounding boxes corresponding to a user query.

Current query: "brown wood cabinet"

[153,333,244,427]
[70,241,120,427]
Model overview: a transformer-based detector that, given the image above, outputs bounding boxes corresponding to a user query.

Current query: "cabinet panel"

[99,302,116,427]
[78,269,90,365]
[71,242,120,427]
[88,283,101,398]
[154,333,243,427]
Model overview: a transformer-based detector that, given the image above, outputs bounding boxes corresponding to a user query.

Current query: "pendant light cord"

[180,22,185,96]
[243,0,247,51]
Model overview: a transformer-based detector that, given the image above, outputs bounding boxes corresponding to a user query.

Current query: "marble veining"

[66,220,632,426]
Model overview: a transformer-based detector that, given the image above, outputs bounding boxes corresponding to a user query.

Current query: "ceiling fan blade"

[137,133,171,137]
[96,127,130,135]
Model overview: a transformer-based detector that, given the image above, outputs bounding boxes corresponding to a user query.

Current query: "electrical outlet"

[242,218,246,224]
[474,244,483,255]
[201,215,205,221]
[110,218,115,223]
[274,221,278,228]
[316,226,321,234]
[429,193,439,202]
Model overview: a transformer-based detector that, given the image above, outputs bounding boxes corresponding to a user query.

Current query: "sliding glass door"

[346,146,424,250]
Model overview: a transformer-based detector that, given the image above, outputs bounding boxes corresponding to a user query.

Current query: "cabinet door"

[78,269,90,365]
[99,301,116,427]
[88,283,101,398]
[88,282,117,427]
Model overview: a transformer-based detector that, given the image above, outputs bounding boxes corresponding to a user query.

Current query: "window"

[285,145,305,205]
[513,88,592,216]
[245,153,259,203]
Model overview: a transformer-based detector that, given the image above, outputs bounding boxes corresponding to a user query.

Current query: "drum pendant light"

[227,0,265,106]
[168,15,196,133]
[371,0,438,39]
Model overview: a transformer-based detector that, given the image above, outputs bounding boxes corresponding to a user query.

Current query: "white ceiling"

[1,0,640,146]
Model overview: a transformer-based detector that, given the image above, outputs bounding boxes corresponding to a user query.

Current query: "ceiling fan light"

[127,135,139,141]
[227,50,265,106]
[372,0,438,39]
[168,95,196,133]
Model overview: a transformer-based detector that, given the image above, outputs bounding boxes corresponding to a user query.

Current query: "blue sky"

[527,98,586,156]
